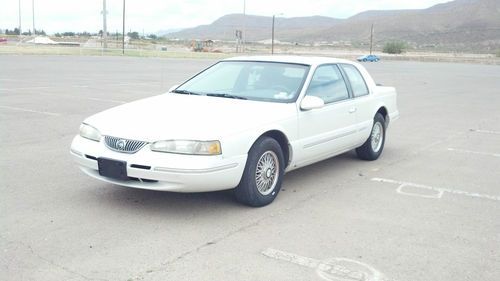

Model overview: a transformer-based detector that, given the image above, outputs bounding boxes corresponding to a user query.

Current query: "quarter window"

[341,64,369,97]
[306,65,349,104]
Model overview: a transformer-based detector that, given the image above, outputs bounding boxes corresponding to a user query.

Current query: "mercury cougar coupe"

[70,56,399,207]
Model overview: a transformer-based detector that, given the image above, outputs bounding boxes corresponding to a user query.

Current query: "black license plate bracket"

[97,158,128,180]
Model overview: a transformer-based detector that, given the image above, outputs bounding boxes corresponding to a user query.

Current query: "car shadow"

[78,150,362,215]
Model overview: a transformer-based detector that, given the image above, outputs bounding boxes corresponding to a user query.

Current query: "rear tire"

[234,137,285,207]
[356,113,386,161]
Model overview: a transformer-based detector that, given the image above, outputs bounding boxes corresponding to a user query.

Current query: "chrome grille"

[104,136,147,154]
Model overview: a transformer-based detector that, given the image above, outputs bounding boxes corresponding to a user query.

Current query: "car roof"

[223,55,355,66]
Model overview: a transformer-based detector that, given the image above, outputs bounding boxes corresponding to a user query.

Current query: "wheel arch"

[253,130,292,169]
[375,106,389,127]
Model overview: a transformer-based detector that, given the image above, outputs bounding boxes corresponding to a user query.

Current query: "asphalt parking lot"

[1,55,499,281]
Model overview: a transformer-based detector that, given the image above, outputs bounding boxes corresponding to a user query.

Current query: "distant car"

[357,55,380,62]
[0,38,7,43]
[70,56,399,207]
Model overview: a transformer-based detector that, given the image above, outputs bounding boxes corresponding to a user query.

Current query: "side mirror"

[300,95,325,111]
[168,84,180,92]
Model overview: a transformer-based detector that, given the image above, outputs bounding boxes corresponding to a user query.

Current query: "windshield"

[174,61,310,103]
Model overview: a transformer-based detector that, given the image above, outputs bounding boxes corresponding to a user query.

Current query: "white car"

[70,56,399,206]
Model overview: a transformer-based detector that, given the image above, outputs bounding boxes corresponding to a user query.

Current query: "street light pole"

[102,0,108,49]
[271,15,275,54]
[18,0,22,36]
[32,0,35,35]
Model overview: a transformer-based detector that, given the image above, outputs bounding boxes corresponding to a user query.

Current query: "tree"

[148,34,157,40]
[127,31,139,40]
[383,41,407,54]
[14,28,20,35]
[78,31,90,37]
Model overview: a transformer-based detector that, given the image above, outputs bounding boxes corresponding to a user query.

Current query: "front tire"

[356,113,386,161]
[234,137,285,207]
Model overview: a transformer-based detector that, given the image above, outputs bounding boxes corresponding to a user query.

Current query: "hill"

[167,14,341,42]
[167,0,500,52]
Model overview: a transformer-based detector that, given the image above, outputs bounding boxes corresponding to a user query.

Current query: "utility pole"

[18,0,22,36]
[32,0,35,35]
[122,0,126,54]
[102,0,108,49]
[271,14,283,55]
[242,0,246,53]
[271,15,275,55]
[369,23,374,55]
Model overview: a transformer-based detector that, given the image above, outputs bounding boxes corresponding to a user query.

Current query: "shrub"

[383,41,407,54]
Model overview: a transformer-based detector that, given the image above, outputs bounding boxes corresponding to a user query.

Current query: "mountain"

[167,0,500,52]
[167,14,341,42]
[302,0,500,51]
[157,28,184,36]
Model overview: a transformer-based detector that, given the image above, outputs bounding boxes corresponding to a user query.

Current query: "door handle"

[349,107,357,113]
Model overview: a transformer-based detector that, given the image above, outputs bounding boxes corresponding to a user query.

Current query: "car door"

[340,63,373,144]
[295,64,358,166]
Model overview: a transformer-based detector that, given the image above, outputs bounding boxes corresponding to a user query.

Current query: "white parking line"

[38,93,126,104]
[0,86,53,91]
[262,248,392,281]
[396,184,444,199]
[86,97,126,104]
[470,129,500,135]
[0,78,20,81]
[371,178,500,202]
[109,82,158,87]
[447,148,500,158]
[0,105,60,116]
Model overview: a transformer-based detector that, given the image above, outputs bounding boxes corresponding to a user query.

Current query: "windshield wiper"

[206,93,247,100]
[172,89,201,95]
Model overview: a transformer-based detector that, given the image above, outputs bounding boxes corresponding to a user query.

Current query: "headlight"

[79,123,101,142]
[150,140,221,155]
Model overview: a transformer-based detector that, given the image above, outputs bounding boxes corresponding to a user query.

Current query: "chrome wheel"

[255,151,279,195]
[371,122,384,153]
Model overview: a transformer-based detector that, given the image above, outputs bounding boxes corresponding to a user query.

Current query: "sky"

[0,0,451,34]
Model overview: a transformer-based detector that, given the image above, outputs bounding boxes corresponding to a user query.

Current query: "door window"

[306,65,350,104]
[341,64,369,97]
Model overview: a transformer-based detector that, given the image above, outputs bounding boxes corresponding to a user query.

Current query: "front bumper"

[70,135,247,192]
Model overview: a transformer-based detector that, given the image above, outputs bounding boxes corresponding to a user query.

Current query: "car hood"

[84,93,297,142]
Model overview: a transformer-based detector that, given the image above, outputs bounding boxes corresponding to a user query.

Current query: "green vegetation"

[4,28,20,35]
[127,31,140,40]
[383,41,407,54]
[4,28,46,36]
